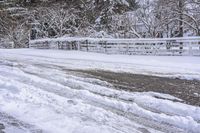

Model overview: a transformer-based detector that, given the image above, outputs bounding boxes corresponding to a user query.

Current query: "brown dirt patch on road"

[72,70,200,106]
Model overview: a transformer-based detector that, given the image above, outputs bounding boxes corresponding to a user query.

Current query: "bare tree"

[0,10,30,48]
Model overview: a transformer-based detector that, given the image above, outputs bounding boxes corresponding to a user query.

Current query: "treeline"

[0,0,200,48]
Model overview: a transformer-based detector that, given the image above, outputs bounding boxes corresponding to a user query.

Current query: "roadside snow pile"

[0,49,200,80]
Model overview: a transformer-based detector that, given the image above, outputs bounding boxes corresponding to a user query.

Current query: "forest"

[0,0,200,48]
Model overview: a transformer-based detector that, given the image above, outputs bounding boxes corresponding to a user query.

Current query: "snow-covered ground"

[0,49,200,133]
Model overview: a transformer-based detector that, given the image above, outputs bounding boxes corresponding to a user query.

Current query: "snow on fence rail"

[29,37,200,56]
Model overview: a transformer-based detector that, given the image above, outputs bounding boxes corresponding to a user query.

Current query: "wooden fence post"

[126,43,129,54]
[105,42,107,53]
[69,41,72,50]
[77,41,80,51]
[189,41,192,56]
[86,40,89,52]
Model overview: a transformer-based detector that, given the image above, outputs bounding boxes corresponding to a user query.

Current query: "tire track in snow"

[0,60,185,132]
[0,61,149,133]
[0,58,199,133]
[0,112,43,133]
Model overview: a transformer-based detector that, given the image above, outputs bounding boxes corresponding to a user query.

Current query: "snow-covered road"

[1,49,200,80]
[0,49,200,133]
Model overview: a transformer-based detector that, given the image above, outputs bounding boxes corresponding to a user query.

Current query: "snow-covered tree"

[0,11,30,48]
[1,0,200,48]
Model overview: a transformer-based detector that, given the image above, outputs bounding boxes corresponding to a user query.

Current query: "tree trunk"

[178,0,184,54]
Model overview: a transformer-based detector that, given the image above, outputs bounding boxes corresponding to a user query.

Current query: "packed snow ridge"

[0,49,200,133]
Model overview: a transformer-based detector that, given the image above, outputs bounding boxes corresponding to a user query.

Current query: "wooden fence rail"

[29,37,200,56]
[0,41,14,49]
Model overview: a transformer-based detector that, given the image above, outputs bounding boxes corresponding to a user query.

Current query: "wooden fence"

[29,37,200,56]
[0,41,14,49]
